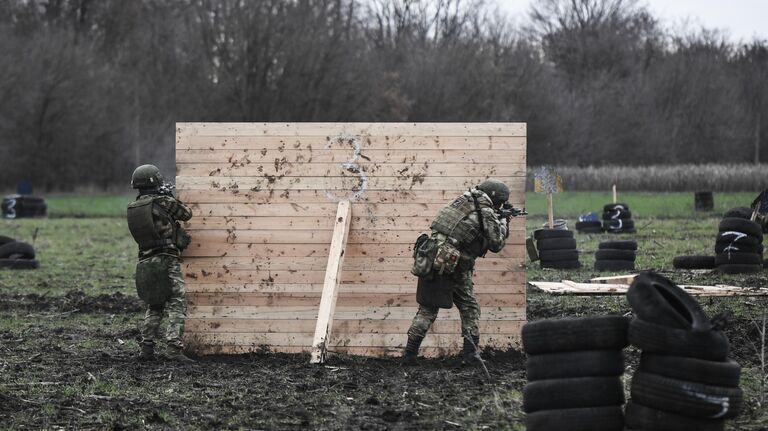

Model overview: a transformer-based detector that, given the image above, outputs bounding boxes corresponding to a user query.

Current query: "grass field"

[0,193,766,429]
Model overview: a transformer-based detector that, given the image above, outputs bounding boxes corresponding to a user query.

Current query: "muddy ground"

[1,288,765,430]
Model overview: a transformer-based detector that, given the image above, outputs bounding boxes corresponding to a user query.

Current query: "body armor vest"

[127,196,174,250]
[430,193,482,250]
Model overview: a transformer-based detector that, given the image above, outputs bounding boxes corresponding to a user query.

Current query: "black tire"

[526,350,624,381]
[594,260,635,271]
[537,238,577,250]
[716,263,762,274]
[715,231,760,246]
[714,241,763,254]
[575,221,602,230]
[0,242,35,259]
[673,255,716,270]
[523,376,624,413]
[714,252,762,266]
[630,371,742,419]
[627,272,712,331]
[719,217,763,238]
[628,318,729,361]
[538,249,579,262]
[526,406,624,431]
[595,249,636,261]
[522,316,629,354]
[723,206,752,219]
[0,259,40,269]
[603,203,630,212]
[639,353,741,387]
[603,210,632,220]
[579,226,605,234]
[540,259,581,269]
[624,402,725,431]
[533,229,574,240]
[599,240,638,250]
[604,219,635,231]
[0,235,15,245]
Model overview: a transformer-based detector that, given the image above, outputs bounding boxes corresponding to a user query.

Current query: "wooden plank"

[311,200,351,363]
[177,189,526,204]
[177,135,527,150]
[186,202,458,217]
[176,175,525,192]
[182,241,526,258]
[176,149,525,164]
[187,305,526,321]
[182,256,520,272]
[186,318,524,334]
[186,282,526,295]
[186,292,525,308]
[591,274,638,285]
[182,268,525,285]
[176,163,526,178]
[176,122,527,137]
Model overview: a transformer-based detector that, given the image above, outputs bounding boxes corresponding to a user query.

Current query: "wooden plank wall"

[176,123,527,357]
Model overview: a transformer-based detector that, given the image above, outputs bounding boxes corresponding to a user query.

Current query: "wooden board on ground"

[530,281,768,297]
[177,122,527,357]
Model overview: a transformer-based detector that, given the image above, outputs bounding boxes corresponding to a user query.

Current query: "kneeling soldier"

[127,164,194,362]
[404,179,521,364]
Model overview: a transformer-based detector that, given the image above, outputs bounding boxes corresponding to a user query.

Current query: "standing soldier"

[127,164,194,362]
[404,179,522,364]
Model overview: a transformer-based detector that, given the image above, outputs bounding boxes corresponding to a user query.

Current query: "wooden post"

[612,184,617,204]
[310,200,352,364]
[547,193,554,229]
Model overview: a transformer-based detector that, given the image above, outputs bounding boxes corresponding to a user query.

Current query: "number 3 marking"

[325,133,368,202]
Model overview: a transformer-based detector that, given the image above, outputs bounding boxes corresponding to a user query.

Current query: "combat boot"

[138,343,155,361]
[402,335,423,365]
[166,346,195,363]
[461,335,480,365]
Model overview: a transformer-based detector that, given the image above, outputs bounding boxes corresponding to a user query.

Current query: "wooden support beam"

[310,200,352,364]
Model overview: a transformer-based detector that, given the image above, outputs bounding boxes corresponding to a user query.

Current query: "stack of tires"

[594,240,637,272]
[1,195,47,219]
[603,203,635,234]
[625,272,742,430]
[534,229,580,270]
[0,236,39,269]
[715,217,763,274]
[521,316,628,431]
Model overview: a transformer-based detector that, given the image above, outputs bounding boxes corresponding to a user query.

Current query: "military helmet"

[131,164,164,189]
[477,178,510,207]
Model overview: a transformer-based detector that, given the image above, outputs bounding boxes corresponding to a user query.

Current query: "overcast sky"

[496,0,768,42]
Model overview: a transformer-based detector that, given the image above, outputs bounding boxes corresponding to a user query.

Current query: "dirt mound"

[0,290,142,313]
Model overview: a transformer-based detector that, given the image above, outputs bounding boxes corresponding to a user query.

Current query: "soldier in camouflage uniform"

[127,164,194,362]
[404,179,513,364]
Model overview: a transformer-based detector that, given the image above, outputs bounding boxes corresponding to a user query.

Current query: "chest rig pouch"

[127,196,173,250]
[411,234,437,279]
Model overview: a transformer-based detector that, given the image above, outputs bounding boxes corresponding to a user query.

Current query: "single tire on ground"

[540,260,581,270]
[639,353,741,387]
[533,229,574,240]
[673,255,716,270]
[526,406,625,431]
[523,376,625,413]
[0,242,35,259]
[575,221,602,231]
[627,271,713,331]
[595,249,636,261]
[538,249,579,262]
[717,264,762,274]
[594,260,635,271]
[526,350,624,381]
[0,259,40,269]
[599,240,638,250]
[624,402,725,431]
[714,252,762,266]
[628,318,729,361]
[522,315,629,354]
[579,226,605,234]
[630,371,742,419]
[718,218,763,239]
[536,238,577,251]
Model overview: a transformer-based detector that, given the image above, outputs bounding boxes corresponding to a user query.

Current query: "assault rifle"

[158,183,176,197]
[497,202,527,219]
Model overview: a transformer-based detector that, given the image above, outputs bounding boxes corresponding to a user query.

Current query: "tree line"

[0,0,765,191]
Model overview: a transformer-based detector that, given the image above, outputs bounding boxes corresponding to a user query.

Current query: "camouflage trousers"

[407,271,480,339]
[139,255,187,349]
